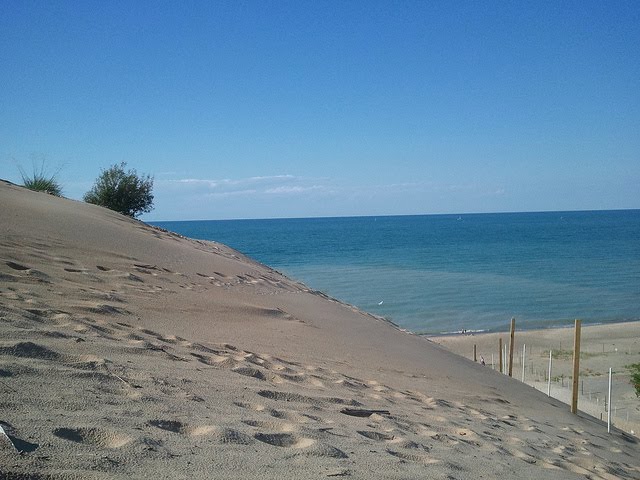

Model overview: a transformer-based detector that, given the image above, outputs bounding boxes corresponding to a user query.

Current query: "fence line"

[471,319,639,437]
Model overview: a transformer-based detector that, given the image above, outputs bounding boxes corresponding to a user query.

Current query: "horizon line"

[148,207,640,224]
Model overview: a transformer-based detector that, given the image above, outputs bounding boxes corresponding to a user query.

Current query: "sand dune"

[1,180,638,479]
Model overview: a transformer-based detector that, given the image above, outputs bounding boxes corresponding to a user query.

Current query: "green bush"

[20,162,62,196]
[84,163,154,218]
[627,363,640,397]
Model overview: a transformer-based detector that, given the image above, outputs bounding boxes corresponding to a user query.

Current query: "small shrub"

[19,162,62,196]
[84,162,154,218]
[626,363,640,397]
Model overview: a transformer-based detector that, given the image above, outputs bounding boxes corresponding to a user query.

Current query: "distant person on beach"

[480,356,485,366]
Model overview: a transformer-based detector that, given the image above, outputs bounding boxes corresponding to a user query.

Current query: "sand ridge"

[1,180,639,479]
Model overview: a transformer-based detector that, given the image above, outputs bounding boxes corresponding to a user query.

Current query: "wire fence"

[487,346,640,437]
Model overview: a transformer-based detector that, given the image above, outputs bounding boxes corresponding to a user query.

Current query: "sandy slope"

[0,180,638,479]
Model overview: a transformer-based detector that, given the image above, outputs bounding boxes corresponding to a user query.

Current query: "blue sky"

[2,1,639,220]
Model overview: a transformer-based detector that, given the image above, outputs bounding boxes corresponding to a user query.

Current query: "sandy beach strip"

[1,180,639,479]
[427,321,640,437]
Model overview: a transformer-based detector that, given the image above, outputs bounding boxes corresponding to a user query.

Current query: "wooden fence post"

[498,338,503,373]
[508,318,515,377]
[571,319,582,414]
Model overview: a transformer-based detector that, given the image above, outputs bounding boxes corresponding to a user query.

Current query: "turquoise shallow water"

[153,210,640,334]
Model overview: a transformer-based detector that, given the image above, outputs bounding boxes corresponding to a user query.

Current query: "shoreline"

[422,318,640,338]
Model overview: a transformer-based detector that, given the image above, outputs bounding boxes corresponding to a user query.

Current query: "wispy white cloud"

[204,189,259,198]
[157,174,329,198]
[264,185,327,195]
[156,174,503,206]
[248,175,296,183]
[168,174,296,189]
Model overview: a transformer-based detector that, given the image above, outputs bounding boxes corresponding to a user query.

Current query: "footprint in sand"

[191,352,237,369]
[5,261,30,271]
[254,433,348,458]
[0,290,21,299]
[333,378,369,390]
[358,429,429,451]
[149,420,253,444]
[4,261,51,283]
[53,427,131,448]
[157,335,190,346]
[234,401,319,424]
[234,401,267,412]
[270,409,319,423]
[506,447,540,465]
[386,449,439,465]
[0,341,63,361]
[85,321,119,336]
[20,308,75,329]
[257,389,361,406]
[357,430,396,441]
[255,432,314,448]
[232,365,271,381]
[242,419,297,432]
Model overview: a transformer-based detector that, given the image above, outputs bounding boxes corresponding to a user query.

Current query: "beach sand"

[1,179,638,479]
[428,322,640,438]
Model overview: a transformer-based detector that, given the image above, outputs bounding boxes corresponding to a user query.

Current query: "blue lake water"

[153,210,640,334]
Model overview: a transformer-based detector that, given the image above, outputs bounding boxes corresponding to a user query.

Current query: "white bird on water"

[378,301,384,305]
